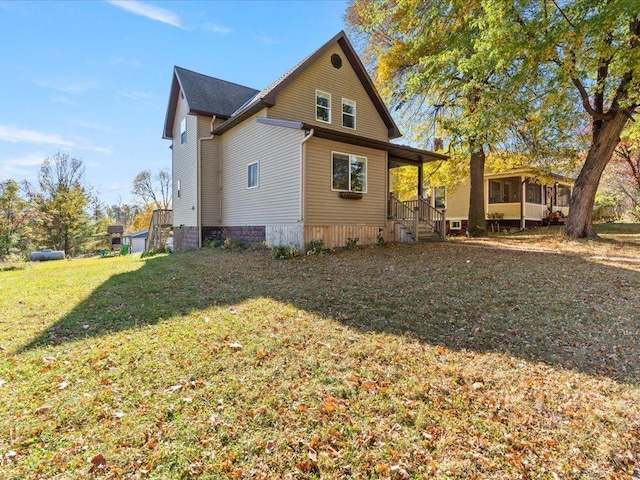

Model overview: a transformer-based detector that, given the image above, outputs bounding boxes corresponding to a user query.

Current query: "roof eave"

[163,67,184,139]
[213,100,271,135]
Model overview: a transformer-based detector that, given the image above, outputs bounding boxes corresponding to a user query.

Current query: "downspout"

[299,128,314,224]
[521,178,526,231]
[197,115,216,248]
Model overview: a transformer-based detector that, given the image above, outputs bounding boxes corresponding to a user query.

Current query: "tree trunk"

[467,141,487,237]
[565,111,629,238]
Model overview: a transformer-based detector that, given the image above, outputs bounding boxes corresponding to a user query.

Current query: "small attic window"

[331,54,342,69]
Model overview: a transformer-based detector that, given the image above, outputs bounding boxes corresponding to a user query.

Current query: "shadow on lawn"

[18,244,640,385]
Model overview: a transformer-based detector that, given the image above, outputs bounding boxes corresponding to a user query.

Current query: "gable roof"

[163,67,259,139]
[214,31,402,139]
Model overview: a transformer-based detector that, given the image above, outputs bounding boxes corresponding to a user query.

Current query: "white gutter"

[197,115,216,248]
[299,129,314,223]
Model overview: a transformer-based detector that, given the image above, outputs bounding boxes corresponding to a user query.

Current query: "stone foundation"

[173,226,199,252]
[202,226,266,246]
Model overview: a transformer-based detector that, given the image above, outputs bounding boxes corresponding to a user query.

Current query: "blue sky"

[0,0,348,205]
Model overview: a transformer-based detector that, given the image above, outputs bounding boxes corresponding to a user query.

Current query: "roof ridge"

[174,65,258,92]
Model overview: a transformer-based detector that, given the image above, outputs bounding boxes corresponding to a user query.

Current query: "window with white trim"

[434,186,446,209]
[342,98,356,129]
[180,117,187,145]
[316,90,331,123]
[176,180,181,199]
[247,162,259,189]
[332,152,366,193]
[450,220,461,230]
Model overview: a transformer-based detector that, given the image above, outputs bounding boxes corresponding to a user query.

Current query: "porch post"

[417,160,424,198]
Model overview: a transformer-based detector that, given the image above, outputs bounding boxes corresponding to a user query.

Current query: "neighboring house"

[431,169,574,235]
[124,229,148,253]
[163,31,446,251]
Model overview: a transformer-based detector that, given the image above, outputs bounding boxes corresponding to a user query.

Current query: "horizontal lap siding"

[172,96,197,227]
[487,203,520,219]
[444,178,471,219]
[268,43,389,142]
[221,113,303,225]
[199,117,222,226]
[305,138,387,225]
[524,202,545,220]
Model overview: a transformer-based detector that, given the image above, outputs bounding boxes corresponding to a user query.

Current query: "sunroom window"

[557,185,570,206]
[489,177,521,203]
[526,182,542,204]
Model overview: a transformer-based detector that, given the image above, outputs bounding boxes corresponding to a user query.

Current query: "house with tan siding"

[429,169,574,235]
[163,31,446,251]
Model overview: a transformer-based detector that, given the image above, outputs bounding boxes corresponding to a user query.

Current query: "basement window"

[450,220,461,230]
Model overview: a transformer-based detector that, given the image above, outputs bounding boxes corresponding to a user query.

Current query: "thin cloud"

[107,0,183,28]
[0,153,45,180]
[0,125,74,147]
[34,79,100,94]
[110,57,142,68]
[203,22,232,35]
[252,34,275,45]
[119,90,154,101]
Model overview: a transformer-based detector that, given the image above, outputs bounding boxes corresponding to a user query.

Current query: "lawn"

[1,230,639,479]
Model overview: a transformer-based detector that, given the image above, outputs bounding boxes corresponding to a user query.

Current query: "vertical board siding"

[172,95,197,226]
[221,112,304,225]
[304,225,385,249]
[304,137,387,225]
[266,225,304,248]
[198,117,221,226]
[268,43,389,142]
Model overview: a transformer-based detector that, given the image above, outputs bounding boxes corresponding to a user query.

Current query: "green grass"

[1,241,639,479]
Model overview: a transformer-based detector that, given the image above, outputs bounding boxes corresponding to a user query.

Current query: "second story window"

[180,117,187,145]
[342,98,356,129]
[316,90,331,123]
[247,162,259,189]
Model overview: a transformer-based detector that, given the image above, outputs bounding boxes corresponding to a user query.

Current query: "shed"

[124,229,148,253]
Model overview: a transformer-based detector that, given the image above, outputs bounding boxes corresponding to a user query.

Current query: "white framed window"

[434,186,446,209]
[247,162,259,189]
[342,98,356,129]
[450,220,461,230]
[176,180,181,199]
[331,152,367,193]
[316,90,331,123]
[180,117,187,145]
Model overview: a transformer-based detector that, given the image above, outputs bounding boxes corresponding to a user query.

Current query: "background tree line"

[0,151,170,260]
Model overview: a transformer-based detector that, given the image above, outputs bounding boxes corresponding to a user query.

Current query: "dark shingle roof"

[163,67,259,139]
[176,67,259,118]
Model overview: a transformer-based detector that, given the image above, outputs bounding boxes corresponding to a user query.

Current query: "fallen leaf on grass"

[88,453,106,473]
[34,405,52,415]
[57,381,69,390]
[228,342,243,351]
[0,379,6,388]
